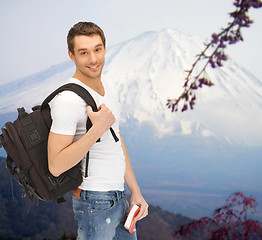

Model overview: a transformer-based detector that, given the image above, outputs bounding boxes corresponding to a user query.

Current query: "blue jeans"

[72,190,138,240]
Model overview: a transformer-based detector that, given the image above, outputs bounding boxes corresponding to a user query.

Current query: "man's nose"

[89,52,97,64]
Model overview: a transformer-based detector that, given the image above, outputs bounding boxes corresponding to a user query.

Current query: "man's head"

[67,22,106,54]
[67,22,106,81]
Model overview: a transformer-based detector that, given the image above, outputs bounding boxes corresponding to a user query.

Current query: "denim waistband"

[79,190,125,201]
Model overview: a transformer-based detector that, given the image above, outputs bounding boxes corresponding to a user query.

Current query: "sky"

[0,0,262,85]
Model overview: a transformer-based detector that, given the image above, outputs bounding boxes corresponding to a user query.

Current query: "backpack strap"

[41,83,119,177]
[41,83,97,115]
[41,83,119,140]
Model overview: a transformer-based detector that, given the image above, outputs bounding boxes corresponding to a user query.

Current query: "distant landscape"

[0,157,192,240]
[120,122,262,221]
[1,115,262,222]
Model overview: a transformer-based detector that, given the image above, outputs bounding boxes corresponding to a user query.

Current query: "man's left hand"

[130,192,149,221]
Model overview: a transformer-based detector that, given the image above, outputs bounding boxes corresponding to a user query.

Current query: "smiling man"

[47,22,148,239]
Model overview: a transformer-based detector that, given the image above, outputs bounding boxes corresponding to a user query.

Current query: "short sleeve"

[50,91,86,135]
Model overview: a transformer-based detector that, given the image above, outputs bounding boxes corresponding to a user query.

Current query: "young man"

[47,22,148,239]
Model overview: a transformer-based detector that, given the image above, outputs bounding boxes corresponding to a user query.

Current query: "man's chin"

[89,73,102,79]
[84,70,102,79]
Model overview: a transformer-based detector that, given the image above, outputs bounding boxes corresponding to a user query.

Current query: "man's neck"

[72,72,104,96]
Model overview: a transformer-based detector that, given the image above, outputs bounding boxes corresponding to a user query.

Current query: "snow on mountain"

[0,61,75,113]
[104,28,262,145]
[0,28,262,145]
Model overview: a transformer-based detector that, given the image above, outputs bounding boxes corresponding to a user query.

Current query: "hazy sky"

[0,0,262,85]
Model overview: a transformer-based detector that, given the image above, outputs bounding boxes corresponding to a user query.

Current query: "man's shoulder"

[50,89,87,124]
[53,90,86,105]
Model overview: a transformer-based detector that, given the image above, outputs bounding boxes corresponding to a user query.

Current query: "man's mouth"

[88,65,100,71]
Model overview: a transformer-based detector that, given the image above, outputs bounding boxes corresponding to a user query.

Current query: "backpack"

[0,83,119,204]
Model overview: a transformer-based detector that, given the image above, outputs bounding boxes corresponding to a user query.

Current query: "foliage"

[58,233,76,240]
[174,192,262,239]
[167,0,262,112]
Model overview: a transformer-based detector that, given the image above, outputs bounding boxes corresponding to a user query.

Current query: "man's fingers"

[87,104,106,113]
[98,104,105,111]
[135,205,148,221]
[136,210,146,221]
[86,105,93,114]
[135,211,143,221]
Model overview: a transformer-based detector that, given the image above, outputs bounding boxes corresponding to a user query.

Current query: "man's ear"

[68,50,76,63]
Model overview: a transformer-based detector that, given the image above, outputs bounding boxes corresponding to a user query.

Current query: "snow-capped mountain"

[1,28,262,145]
[104,29,262,145]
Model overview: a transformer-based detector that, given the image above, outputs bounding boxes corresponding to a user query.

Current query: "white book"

[124,204,140,234]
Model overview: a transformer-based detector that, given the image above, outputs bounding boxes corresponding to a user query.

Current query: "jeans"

[72,190,138,240]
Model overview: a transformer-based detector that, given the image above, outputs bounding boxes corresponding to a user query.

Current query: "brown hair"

[67,22,106,54]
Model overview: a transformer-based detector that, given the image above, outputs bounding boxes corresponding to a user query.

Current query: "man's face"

[69,34,106,80]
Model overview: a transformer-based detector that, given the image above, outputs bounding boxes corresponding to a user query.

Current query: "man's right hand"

[86,104,116,135]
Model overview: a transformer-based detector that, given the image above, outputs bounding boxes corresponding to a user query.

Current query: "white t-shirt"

[50,77,125,191]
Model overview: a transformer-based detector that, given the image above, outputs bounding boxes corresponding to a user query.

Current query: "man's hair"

[67,22,106,54]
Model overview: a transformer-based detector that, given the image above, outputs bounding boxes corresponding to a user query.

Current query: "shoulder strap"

[41,83,97,112]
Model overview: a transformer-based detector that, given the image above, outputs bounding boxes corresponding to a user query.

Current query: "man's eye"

[81,52,87,55]
[96,48,101,52]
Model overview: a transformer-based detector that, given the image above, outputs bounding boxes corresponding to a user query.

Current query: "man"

[47,22,148,239]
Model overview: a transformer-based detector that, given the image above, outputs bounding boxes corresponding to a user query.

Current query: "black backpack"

[0,83,118,204]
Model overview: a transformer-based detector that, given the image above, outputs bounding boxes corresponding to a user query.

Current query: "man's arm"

[48,104,115,177]
[119,127,149,221]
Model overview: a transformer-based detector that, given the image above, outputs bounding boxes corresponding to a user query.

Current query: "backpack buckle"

[29,130,41,143]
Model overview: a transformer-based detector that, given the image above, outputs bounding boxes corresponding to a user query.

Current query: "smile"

[88,65,100,71]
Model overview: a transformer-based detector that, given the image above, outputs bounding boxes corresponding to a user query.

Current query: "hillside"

[0,157,192,240]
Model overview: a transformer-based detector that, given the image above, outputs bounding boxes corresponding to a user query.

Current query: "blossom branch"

[167,0,262,112]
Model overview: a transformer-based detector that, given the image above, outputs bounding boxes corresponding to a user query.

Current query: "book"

[124,204,140,234]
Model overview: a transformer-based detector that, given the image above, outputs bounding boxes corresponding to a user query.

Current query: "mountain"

[104,29,262,145]
[1,28,262,145]
[1,28,262,221]
[0,157,192,240]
